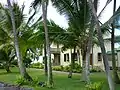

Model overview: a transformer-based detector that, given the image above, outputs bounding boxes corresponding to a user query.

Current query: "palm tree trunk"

[111,0,120,84]
[88,1,114,90]
[42,0,53,87]
[77,49,81,66]
[68,49,73,78]
[81,47,87,81]
[73,46,76,68]
[7,0,32,81]
[111,24,120,84]
[81,18,94,83]
[44,42,47,76]
[84,39,92,83]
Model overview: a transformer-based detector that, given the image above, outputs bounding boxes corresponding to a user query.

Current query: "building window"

[64,53,69,62]
[66,54,69,61]
[64,54,66,62]
[71,53,77,61]
[98,53,102,61]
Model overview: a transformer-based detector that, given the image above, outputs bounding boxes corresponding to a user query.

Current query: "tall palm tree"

[88,0,114,90]
[6,0,32,81]
[52,0,93,83]
[111,0,120,84]
[42,1,53,87]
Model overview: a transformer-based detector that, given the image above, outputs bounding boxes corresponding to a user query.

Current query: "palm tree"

[6,0,32,81]
[0,46,15,73]
[30,0,53,87]
[111,0,120,84]
[88,0,114,90]
[42,1,53,87]
[52,0,93,83]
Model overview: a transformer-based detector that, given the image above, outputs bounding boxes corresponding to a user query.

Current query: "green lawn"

[0,67,120,90]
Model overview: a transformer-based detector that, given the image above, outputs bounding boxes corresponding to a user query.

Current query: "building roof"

[104,35,120,42]
[107,48,120,55]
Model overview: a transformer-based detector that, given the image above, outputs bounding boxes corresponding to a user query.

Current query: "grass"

[0,67,120,90]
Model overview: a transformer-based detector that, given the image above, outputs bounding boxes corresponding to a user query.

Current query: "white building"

[41,36,120,70]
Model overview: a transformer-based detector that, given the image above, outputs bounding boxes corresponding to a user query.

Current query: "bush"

[90,66,103,73]
[52,63,82,73]
[90,69,97,72]
[74,63,82,70]
[15,76,28,86]
[52,66,63,71]
[86,82,104,90]
[0,64,4,69]
[30,63,44,69]
[63,65,70,72]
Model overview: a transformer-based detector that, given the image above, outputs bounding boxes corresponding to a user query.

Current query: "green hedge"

[52,64,103,73]
[30,63,103,73]
[30,63,44,69]
[52,63,82,73]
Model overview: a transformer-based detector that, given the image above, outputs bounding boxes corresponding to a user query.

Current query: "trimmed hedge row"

[30,63,103,73]
[30,63,44,69]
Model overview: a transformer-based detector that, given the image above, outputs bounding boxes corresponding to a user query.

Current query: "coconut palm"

[88,0,114,90]
[6,0,32,81]
[111,0,120,84]
[51,0,93,83]
[30,0,53,87]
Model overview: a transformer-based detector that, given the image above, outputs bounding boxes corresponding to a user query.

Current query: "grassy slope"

[0,67,120,90]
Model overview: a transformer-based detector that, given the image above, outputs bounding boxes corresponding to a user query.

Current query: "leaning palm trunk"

[88,0,114,90]
[7,0,32,81]
[111,0,120,84]
[42,0,53,87]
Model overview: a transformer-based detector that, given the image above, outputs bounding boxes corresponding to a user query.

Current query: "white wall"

[60,49,71,66]
[92,39,111,70]
[117,51,120,67]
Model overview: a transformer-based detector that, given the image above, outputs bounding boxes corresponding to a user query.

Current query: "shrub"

[74,63,82,70]
[0,64,4,69]
[86,81,104,90]
[90,69,97,72]
[30,63,44,69]
[52,63,82,73]
[63,65,70,72]
[15,75,28,86]
[90,66,103,73]
[52,66,63,71]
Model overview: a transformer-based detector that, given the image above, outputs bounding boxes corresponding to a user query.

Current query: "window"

[66,54,69,61]
[64,54,66,62]
[71,53,77,61]
[98,53,102,61]
[64,53,69,62]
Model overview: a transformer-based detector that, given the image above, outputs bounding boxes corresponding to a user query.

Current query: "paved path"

[0,82,33,90]
[29,68,81,75]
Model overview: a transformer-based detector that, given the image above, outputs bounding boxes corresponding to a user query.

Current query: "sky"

[0,0,120,34]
